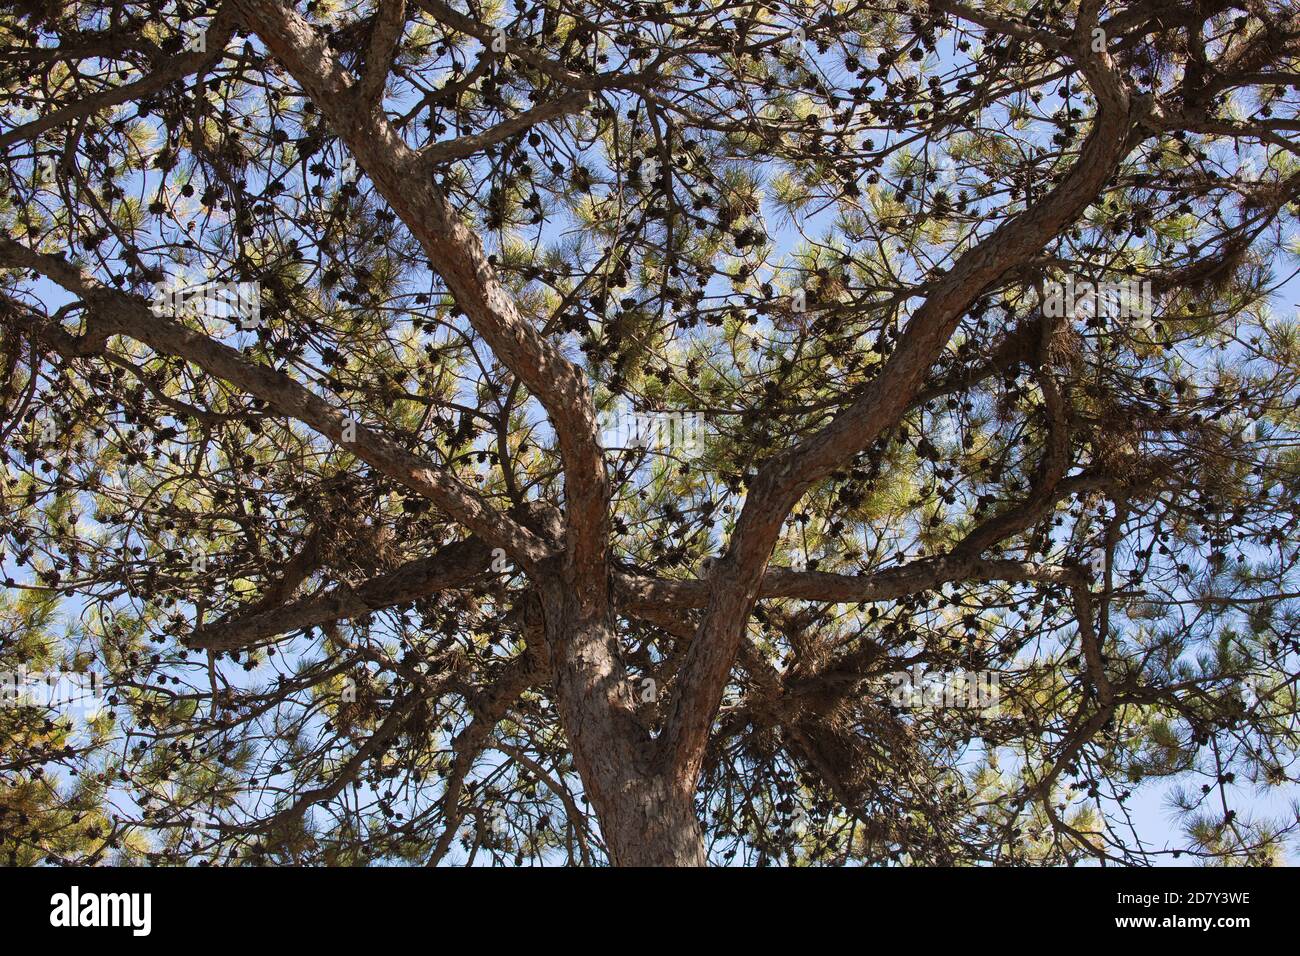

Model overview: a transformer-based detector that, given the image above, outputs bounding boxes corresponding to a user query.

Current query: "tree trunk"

[540,579,707,866]
[598,774,706,867]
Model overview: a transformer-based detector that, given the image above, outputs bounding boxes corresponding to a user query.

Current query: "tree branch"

[0,237,550,568]
[0,5,237,150]
[655,22,1140,783]
[185,538,494,651]
[227,0,611,596]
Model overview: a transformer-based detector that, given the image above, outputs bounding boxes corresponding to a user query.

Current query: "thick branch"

[616,558,1083,613]
[227,0,611,595]
[0,238,550,567]
[186,538,494,651]
[357,0,407,108]
[656,27,1140,783]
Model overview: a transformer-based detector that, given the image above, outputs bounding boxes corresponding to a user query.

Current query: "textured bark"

[599,775,706,867]
[538,578,705,865]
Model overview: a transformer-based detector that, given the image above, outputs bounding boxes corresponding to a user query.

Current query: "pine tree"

[1,0,1298,866]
